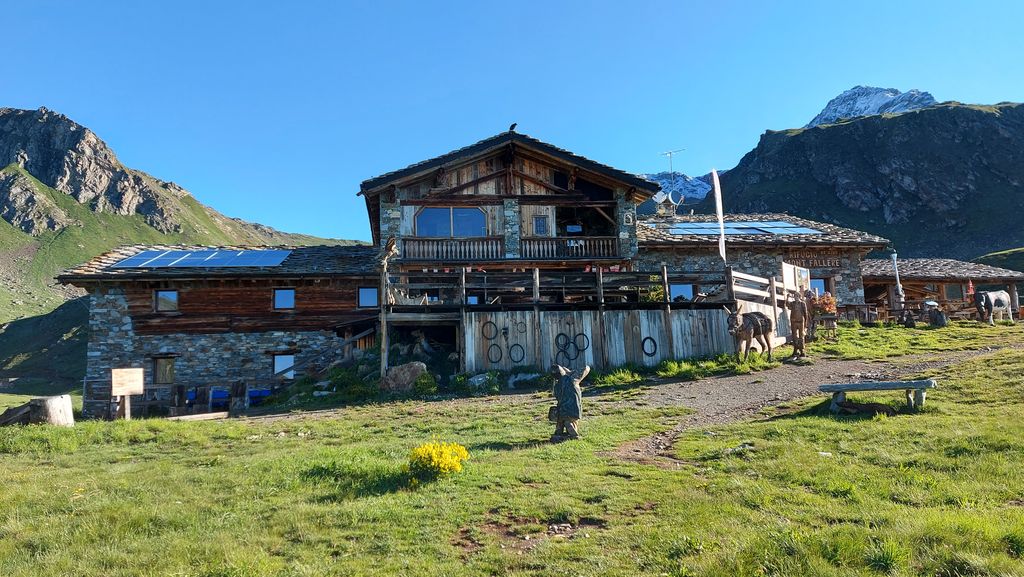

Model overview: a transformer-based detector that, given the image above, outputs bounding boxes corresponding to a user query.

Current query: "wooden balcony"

[402,237,503,261]
[521,236,618,260]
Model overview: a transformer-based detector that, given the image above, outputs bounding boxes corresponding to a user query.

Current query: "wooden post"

[115,395,132,420]
[1009,283,1019,314]
[769,276,781,340]
[29,395,75,427]
[724,266,736,304]
[596,268,605,305]
[379,266,389,381]
[661,264,675,359]
[460,267,468,305]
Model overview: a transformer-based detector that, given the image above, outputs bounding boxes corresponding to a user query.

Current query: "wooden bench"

[819,379,937,412]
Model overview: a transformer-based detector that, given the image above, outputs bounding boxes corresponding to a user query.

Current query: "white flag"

[711,168,726,263]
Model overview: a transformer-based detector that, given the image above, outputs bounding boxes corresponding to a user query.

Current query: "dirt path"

[607,346,1009,468]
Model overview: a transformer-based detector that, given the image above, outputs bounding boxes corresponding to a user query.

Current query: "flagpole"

[711,169,726,264]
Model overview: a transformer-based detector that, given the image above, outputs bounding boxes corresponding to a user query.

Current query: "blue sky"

[5,0,1023,241]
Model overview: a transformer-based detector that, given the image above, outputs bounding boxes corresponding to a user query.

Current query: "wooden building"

[861,258,1023,313]
[58,244,379,418]
[635,213,890,305]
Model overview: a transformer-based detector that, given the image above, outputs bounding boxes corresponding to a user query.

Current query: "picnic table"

[819,379,937,413]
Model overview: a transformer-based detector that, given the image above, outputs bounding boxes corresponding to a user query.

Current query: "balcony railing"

[402,237,503,261]
[521,236,618,259]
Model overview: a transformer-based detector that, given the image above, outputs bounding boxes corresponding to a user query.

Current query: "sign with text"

[786,249,843,269]
[111,368,144,397]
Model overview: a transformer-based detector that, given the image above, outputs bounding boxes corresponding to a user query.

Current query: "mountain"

[696,101,1024,260]
[642,171,712,202]
[805,86,936,128]
[0,107,361,385]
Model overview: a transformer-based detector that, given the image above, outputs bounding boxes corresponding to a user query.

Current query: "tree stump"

[28,395,75,427]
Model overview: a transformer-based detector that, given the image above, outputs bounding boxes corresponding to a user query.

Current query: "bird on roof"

[509,122,517,132]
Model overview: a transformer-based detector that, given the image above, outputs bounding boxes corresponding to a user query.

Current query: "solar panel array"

[667,220,823,236]
[110,249,293,269]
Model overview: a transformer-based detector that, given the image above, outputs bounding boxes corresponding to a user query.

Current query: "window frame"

[413,206,488,238]
[358,286,379,309]
[532,214,550,237]
[669,283,695,302]
[154,289,179,312]
[153,357,175,385]
[273,353,295,380]
[272,287,296,310]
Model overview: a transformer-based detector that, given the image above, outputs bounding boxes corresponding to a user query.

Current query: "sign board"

[786,249,843,269]
[782,262,811,293]
[111,368,144,396]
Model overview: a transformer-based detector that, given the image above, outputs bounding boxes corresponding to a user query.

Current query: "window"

[273,354,295,380]
[155,290,178,312]
[273,288,295,310]
[414,207,487,237]
[810,278,831,296]
[153,358,175,385]
[358,287,379,308]
[669,284,694,302]
[533,215,549,236]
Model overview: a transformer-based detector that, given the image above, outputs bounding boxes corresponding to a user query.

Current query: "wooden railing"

[402,237,503,261]
[521,236,618,259]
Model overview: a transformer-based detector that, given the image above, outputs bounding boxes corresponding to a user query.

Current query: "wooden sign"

[111,368,144,397]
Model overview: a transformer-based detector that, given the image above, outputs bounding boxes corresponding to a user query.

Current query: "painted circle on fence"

[509,344,525,363]
[487,343,503,364]
[555,332,571,350]
[482,321,498,340]
[562,341,580,361]
[516,321,527,334]
[641,336,658,357]
[574,332,590,352]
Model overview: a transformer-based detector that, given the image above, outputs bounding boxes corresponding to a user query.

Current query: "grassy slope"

[976,246,1024,273]
[1,323,1023,576]
[0,163,361,387]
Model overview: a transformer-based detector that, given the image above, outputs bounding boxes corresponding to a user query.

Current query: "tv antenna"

[660,148,685,204]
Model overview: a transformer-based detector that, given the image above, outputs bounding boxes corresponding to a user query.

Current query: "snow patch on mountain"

[806,86,936,128]
[641,171,712,203]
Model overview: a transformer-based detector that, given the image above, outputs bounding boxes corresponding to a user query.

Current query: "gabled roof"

[358,131,661,195]
[861,258,1024,283]
[58,244,379,283]
[637,213,890,248]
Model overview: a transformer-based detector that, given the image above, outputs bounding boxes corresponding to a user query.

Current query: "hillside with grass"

[976,246,1024,273]
[2,323,1023,576]
[0,107,362,387]
[695,102,1024,260]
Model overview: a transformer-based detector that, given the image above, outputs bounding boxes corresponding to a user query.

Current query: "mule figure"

[551,365,590,441]
[725,305,774,362]
[974,290,1015,325]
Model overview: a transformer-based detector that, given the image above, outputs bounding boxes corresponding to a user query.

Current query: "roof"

[637,213,890,248]
[58,244,379,283]
[358,131,661,195]
[861,258,1024,282]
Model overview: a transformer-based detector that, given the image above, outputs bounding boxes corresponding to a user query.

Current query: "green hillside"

[975,246,1024,273]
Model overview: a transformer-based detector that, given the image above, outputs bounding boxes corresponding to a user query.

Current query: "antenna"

[660,148,685,204]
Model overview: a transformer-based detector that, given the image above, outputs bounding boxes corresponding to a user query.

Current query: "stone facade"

[615,191,638,259]
[635,246,868,304]
[502,199,521,258]
[379,197,402,249]
[82,286,345,418]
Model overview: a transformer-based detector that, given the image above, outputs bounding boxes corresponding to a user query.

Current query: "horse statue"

[974,290,1015,325]
[725,304,774,362]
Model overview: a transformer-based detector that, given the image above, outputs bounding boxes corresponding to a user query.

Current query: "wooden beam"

[592,206,616,225]
[426,169,506,197]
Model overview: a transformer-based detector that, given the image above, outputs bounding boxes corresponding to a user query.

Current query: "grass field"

[1,323,1023,576]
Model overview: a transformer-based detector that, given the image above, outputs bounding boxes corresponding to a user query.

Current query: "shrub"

[329,367,379,403]
[406,439,470,483]
[413,371,438,397]
[865,539,908,574]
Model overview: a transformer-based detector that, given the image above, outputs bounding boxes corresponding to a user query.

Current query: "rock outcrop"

[698,102,1024,259]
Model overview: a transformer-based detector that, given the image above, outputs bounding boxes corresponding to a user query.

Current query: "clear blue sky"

[6,0,1023,241]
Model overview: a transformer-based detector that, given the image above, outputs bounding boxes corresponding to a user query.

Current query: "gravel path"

[607,346,1010,468]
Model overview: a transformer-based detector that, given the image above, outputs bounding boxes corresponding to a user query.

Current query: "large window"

[153,358,175,384]
[273,354,295,379]
[155,290,178,312]
[669,284,694,302]
[415,207,487,237]
[273,288,295,310]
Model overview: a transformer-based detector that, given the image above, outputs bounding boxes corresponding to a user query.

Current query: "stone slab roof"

[58,244,379,283]
[637,213,890,248]
[358,131,660,195]
[861,258,1024,283]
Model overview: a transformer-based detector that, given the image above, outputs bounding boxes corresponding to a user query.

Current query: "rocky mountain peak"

[0,106,190,234]
[805,86,936,128]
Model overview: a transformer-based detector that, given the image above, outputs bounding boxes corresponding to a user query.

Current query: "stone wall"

[502,199,521,258]
[635,246,868,304]
[616,191,638,259]
[82,286,345,418]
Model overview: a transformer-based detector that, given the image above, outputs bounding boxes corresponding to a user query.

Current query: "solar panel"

[664,220,823,236]
[111,249,292,269]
